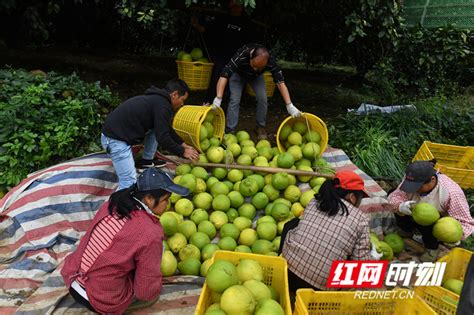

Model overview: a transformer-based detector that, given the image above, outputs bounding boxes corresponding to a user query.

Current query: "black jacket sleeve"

[154,107,185,156]
[170,128,184,146]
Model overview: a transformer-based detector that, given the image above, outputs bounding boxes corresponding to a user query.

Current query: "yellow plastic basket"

[246,71,276,97]
[438,247,472,283]
[176,60,214,91]
[413,141,474,189]
[294,289,436,315]
[172,105,225,153]
[276,113,328,156]
[194,250,291,315]
[415,286,459,315]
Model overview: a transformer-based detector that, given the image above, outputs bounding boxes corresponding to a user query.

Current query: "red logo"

[327,261,388,288]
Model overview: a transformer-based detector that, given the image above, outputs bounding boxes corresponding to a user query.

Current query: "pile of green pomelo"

[159,111,333,278]
[203,258,284,315]
[177,47,210,63]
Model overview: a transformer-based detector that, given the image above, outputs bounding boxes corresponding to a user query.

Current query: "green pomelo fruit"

[433,217,463,243]
[160,250,178,276]
[179,244,201,261]
[212,167,228,180]
[176,164,192,176]
[252,192,269,210]
[263,184,280,201]
[193,192,213,210]
[300,190,315,207]
[238,228,258,247]
[202,243,220,261]
[237,259,264,282]
[271,203,290,221]
[178,220,197,239]
[218,236,237,251]
[235,245,252,253]
[212,194,231,212]
[383,233,404,254]
[254,298,284,315]
[198,220,217,239]
[175,198,194,217]
[234,217,252,231]
[178,258,201,275]
[236,130,251,142]
[207,146,225,163]
[240,178,259,197]
[190,231,211,250]
[228,191,245,208]
[210,182,230,196]
[209,211,228,229]
[378,241,394,260]
[442,279,464,295]
[279,125,292,142]
[191,208,209,225]
[167,233,187,254]
[237,154,252,166]
[220,285,256,315]
[287,145,303,161]
[200,125,208,141]
[201,258,213,277]
[179,174,197,193]
[220,223,241,240]
[257,222,277,241]
[238,204,257,220]
[412,202,440,226]
[277,152,295,168]
[288,132,303,146]
[160,212,179,237]
[310,176,326,188]
[191,166,209,180]
[227,169,244,182]
[206,260,239,293]
[252,239,275,255]
[283,185,301,203]
[293,121,308,135]
[256,139,271,149]
[227,208,239,222]
[243,280,272,302]
[190,47,203,60]
[272,172,290,190]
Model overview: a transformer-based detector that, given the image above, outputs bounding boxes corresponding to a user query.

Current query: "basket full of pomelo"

[176,48,214,91]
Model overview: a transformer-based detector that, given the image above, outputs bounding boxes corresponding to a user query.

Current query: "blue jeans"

[101,131,158,190]
[226,72,268,131]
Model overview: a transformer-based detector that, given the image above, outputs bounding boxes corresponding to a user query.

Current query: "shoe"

[420,249,439,262]
[136,158,166,169]
[256,127,267,140]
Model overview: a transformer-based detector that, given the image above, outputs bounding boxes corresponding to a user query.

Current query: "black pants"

[69,287,97,313]
[395,213,439,249]
[278,218,319,292]
[457,256,474,315]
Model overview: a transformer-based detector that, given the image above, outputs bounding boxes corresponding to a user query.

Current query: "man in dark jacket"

[101,79,199,190]
[211,43,301,140]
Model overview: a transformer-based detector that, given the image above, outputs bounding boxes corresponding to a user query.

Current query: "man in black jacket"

[101,79,199,190]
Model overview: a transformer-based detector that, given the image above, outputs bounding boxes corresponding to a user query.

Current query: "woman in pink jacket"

[61,168,189,314]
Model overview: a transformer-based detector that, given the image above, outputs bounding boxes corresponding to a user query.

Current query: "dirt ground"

[0,46,376,141]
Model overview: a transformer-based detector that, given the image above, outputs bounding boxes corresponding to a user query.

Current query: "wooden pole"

[186,160,334,179]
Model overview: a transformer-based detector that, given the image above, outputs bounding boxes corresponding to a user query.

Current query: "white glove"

[286,103,301,118]
[443,241,461,248]
[398,201,416,216]
[212,97,222,110]
[370,242,383,260]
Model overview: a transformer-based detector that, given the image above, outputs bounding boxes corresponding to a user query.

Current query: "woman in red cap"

[280,170,374,292]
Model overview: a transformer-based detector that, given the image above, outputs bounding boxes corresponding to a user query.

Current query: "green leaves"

[0,68,115,191]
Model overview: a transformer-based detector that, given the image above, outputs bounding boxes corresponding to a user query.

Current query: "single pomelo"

[383,233,404,254]
[257,147,274,161]
[279,125,292,141]
[228,191,245,208]
[243,280,272,302]
[207,260,239,293]
[199,125,208,141]
[198,220,217,239]
[237,259,264,282]
[212,194,231,212]
[227,208,239,222]
[277,152,295,168]
[305,130,321,143]
[283,185,301,203]
[167,233,187,254]
[224,133,237,145]
[254,298,284,315]
[175,198,194,217]
[190,208,209,225]
[288,131,303,145]
[190,47,203,60]
[257,222,277,241]
[242,146,258,159]
[240,178,259,197]
[218,236,237,251]
[302,142,321,159]
[200,139,210,152]
[207,176,219,188]
[287,145,303,161]
[236,130,251,142]
[257,215,277,225]
[220,223,241,240]
[200,258,213,277]
[271,203,290,221]
[178,258,201,275]
[412,202,440,226]
[176,164,192,176]
[237,154,252,166]
[207,146,225,163]
[195,178,207,193]
[201,243,220,261]
[209,211,228,229]
[310,176,326,188]
[193,192,213,210]
[442,279,464,295]
[220,285,256,315]
[252,192,269,210]
[234,217,252,231]
[160,250,178,276]
[235,245,252,253]
[212,167,228,180]
[190,231,211,250]
[272,236,281,251]
[210,182,230,196]
[203,121,214,138]
[191,166,209,180]
[238,204,257,220]
[293,121,308,135]
[179,244,201,261]
[178,220,197,239]
[252,239,275,255]
[256,139,271,149]
[274,197,292,208]
[227,169,244,182]
[238,228,258,246]
[228,142,242,157]
[272,172,290,190]
[160,212,179,237]
[300,190,315,207]
[291,202,305,217]
[297,165,314,183]
[205,111,215,123]
[378,241,394,260]
[262,184,280,201]
[179,174,197,193]
[433,217,463,243]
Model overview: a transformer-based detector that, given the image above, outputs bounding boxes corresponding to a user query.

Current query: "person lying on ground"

[61,168,190,314]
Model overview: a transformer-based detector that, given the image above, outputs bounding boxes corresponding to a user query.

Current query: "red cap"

[334,170,369,197]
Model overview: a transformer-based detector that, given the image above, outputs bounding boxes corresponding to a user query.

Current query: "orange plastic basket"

[176,60,214,91]
[172,105,225,153]
[276,113,328,156]
[413,141,474,189]
[195,250,291,315]
[246,71,276,97]
[294,289,436,315]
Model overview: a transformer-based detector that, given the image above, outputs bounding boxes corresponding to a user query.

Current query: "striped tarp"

[0,148,390,314]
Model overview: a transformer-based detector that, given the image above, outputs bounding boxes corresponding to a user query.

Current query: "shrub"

[0,68,116,191]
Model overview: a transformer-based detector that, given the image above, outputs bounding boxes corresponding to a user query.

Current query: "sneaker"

[420,249,439,262]
[136,158,166,169]
[256,127,267,140]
